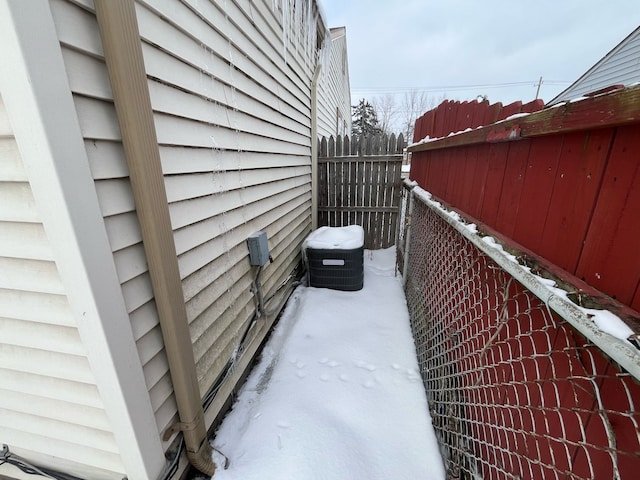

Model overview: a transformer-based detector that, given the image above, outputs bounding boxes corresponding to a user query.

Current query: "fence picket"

[343,134,350,157]
[319,137,327,157]
[328,136,336,157]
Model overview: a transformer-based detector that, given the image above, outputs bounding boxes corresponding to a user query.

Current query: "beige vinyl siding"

[317,28,352,138]
[0,96,125,479]
[3,3,321,477]
[49,0,178,439]
[137,0,317,397]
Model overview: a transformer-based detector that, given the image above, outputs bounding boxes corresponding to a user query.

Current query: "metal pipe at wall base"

[253,266,301,318]
[93,1,214,476]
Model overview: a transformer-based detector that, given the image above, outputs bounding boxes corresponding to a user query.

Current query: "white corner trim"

[0,2,165,479]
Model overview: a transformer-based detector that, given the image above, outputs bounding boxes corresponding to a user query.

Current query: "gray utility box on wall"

[303,226,364,291]
[247,231,270,266]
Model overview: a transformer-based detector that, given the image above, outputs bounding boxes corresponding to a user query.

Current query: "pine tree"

[351,99,382,137]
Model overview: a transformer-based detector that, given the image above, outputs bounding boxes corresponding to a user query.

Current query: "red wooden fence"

[412,97,544,143]
[408,85,640,313]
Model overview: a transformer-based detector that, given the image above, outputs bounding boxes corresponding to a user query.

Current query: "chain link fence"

[400,182,640,479]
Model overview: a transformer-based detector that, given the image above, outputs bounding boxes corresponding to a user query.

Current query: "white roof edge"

[548,25,640,105]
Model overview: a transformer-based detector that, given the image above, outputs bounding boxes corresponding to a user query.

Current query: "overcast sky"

[320,0,640,108]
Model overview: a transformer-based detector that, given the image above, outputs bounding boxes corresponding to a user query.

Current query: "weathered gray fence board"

[317,134,404,249]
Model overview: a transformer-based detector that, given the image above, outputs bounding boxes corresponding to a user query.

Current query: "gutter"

[93,1,215,476]
[311,64,322,230]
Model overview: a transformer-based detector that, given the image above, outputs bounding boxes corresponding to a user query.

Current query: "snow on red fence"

[408,85,640,313]
[400,182,640,479]
[412,97,544,143]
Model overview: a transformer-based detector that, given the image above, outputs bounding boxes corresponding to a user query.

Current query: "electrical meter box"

[247,231,270,266]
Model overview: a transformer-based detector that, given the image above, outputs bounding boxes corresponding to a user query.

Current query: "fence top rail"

[404,179,640,381]
[319,133,406,157]
[408,83,640,153]
[318,155,403,163]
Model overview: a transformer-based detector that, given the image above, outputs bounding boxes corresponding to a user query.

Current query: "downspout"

[93,1,215,476]
[311,64,322,231]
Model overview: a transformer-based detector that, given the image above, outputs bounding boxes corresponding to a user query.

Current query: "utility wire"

[1,445,83,480]
[352,80,570,95]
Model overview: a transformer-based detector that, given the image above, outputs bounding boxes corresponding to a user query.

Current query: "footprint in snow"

[339,374,349,382]
[318,357,330,365]
[406,369,421,382]
[320,374,330,382]
[327,360,340,367]
[356,360,376,371]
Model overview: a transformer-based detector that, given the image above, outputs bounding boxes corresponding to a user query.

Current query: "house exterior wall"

[0,96,127,479]
[317,27,352,138]
[0,1,165,478]
[1,0,326,478]
[549,26,640,104]
[135,0,319,399]
[49,0,180,445]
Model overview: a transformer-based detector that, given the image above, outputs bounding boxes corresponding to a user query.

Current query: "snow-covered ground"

[211,247,445,480]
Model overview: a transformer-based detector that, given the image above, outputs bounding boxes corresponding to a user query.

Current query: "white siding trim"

[0,1,164,479]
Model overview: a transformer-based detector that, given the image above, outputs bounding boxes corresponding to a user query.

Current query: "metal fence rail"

[401,183,640,479]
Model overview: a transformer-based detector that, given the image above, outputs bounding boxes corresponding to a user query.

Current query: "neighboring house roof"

[330,26,346,39]
[549,25,640,104]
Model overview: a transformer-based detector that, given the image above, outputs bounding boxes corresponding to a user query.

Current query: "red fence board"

[465,146,491,220]
[537,129,613,273]
[433,101,449,138]
[479,143,510,226]
[471,99,490,128]
[445,148,460,203]
[512,136,563,253]
[413,115,424,143]
[494,140,530,238]
[483,102,502,127]
[521,98,544,114]
[447,148,467,207]
[577,124,640,304]
[496,100,523,121]
[443,101,457,138]
[458,146,478,212]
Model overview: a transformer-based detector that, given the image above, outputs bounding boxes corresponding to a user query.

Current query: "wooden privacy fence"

[412,97,544,142]
[318,134,405,249]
